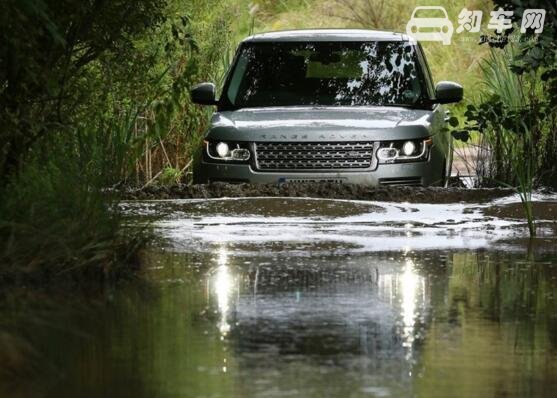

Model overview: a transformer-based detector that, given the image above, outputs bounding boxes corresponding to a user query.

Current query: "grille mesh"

[254,142,374,170]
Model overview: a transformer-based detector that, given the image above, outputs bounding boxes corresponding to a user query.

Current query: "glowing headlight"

[402,141,416,156]
[377,138,432,164]
[215,142,230,158]
[205,141,251,162]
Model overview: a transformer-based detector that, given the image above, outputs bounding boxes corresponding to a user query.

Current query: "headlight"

[205,141,251,162]
[215,142,230,158]
[402,141,416,156]
[377,138,432,164]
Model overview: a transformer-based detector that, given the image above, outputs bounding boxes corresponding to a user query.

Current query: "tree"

[0,0,168,177]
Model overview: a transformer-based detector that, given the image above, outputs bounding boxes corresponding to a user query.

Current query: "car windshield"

[222,41,429,109]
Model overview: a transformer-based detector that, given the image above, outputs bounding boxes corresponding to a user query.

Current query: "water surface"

[2,197,557,398]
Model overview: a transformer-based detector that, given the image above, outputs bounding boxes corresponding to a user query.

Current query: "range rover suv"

[191,29,462,186]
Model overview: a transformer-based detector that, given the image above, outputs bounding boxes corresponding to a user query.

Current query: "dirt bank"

[122,182,518,204]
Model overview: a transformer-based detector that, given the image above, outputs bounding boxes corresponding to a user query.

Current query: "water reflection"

[396,258,425,362]
[208,245,237,337]
[1,248,557,398]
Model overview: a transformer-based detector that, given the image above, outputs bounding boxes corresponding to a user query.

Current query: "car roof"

[242,29,412,43]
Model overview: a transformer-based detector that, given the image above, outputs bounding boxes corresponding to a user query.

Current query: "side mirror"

[435,81,463,104]
[190,82,217,105]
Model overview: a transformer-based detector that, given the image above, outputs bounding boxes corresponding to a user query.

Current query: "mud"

[123,182,518,204]
[483,201,557,221]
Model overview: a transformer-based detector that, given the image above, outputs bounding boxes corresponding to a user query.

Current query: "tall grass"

[463,45,553,236]
[480,48,537,235]
[127,1,247,187]
[0,112,149,287]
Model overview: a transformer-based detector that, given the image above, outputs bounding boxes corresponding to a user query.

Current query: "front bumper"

[197,159,444,187]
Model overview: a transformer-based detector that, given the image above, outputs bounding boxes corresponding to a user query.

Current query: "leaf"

[501,116,516,131]
[466,104,476,112]
[452,129,470,142]
[448,116,459,127]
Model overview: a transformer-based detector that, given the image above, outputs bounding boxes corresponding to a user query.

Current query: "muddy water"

[3,197,557,398]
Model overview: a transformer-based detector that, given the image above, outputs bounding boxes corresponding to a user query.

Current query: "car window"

[223,41,429,109]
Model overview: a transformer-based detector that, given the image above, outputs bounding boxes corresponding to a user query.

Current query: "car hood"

[206,106,435,142]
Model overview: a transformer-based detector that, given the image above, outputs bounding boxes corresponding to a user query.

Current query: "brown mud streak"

[123,182,516,204]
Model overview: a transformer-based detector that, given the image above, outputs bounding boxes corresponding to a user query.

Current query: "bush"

[0,120,148,287]
[0,180,144,287]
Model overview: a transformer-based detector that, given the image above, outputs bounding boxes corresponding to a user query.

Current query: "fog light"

[402,141,416,156]
[216,142,230,158]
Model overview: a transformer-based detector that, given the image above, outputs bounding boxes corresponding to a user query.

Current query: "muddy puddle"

[2,195,557,398]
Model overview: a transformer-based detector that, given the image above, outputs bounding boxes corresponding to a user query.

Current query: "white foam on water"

[120,193,557,255]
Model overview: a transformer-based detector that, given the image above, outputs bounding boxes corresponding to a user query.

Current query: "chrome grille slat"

[255,141,374,170]
[379,177,422,186]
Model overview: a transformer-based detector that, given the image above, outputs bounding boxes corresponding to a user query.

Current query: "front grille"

[254,142,374,171]
[379,177,423,186]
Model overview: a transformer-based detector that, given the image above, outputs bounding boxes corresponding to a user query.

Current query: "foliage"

[0,0,167,284]
[451,0,557,235]
[160,166,182,186]
[455,95,542,234]
[0,0,253,284]
[116,0,248,184]
[486,0,557,120]
[0,0,168,177]
[0,132,147,286]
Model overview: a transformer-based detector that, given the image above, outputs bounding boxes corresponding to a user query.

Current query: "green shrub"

[0,118,149,286]
[160,167,183,186]
[0,169,145,286]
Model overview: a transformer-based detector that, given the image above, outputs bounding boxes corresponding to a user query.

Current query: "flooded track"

[2,195,557,398]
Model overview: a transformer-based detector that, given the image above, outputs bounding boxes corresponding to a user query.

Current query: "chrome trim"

[253,142,261,170]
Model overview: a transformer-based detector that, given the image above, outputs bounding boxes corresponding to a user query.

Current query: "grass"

[460,44,552,236]
[0,114,149,287]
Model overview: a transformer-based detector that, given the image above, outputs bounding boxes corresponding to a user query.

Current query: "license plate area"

[277,177,347,184]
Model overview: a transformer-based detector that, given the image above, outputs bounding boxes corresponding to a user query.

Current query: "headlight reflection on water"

[400,259,422,342]
[209,246,236,336]
[378,257,426,364]
[399,258,426,364]
[207,245,238,373]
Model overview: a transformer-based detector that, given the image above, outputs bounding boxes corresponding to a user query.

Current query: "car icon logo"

[406,6,454,45]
